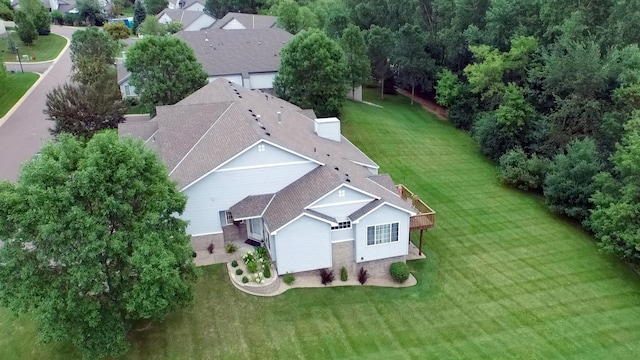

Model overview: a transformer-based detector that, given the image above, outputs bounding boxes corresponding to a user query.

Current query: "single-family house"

[12,0,79,13]
[119,79,435,277]
[207,12,277,30]
[177,27,292,90]
[167,0,204,11]
[157,9,215,31]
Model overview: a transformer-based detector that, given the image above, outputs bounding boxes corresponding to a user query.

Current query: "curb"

[0,31,71,128]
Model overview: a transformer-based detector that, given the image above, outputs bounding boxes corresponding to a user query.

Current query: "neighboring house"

[119,79,435,277]
[12,0,78,13]
[157,9,215,31]
[207,12,277,30]
[177,27,292,90]
[116,59,137,98]
[0,20,6,37]
[167,0,204,11]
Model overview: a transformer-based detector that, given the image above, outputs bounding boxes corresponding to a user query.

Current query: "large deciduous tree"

[276,0,302,34]
[392,23,435,105]
[125,35,208,113]
[44,72,127,138]
[69,27,119,85]
[274,29,348,117]
[340,24,370,100]
[144,0,168,15]
[18,0,50,34]
[0,131,199,359]
[76,0,106,26]
[366,24,393,100]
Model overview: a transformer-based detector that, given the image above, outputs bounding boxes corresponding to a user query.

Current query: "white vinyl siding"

[274,215,331,274]
[218,142,312,170]
[184,15,216,31]
[249,72,277,89]
[181,161,317,235]
[355,204,410,263]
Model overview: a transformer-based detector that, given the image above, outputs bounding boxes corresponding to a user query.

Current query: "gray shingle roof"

[349,199,383,222]
[230,194,275,219]
[208,12,277,30]
[177,28,292,77]
[157,9,213,29]
[119,79,413,231]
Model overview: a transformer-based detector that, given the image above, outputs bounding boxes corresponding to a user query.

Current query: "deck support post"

[419,229,424,256]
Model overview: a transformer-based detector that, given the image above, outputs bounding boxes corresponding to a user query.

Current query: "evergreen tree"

[133,0,147,35]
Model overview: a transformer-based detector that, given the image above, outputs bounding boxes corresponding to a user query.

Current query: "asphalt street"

[0,25,77,182]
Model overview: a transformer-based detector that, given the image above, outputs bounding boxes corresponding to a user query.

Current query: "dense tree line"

[256,0,640,266]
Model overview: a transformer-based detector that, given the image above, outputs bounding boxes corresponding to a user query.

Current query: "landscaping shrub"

[242,276,249,284]
[235,269,243,276]
[256,247,270,264]
[319,268,335,285]
[246,261,258,273]
[358,268,370,284]
[283,273,295,285]
[263,265,271,278]
[498,148,550,192]
[225,243,237,253]
[390,262,410,283]
[231,260,238,267]
[340,266,348,281]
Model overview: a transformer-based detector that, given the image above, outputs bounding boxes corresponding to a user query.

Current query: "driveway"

[0,25,78,182]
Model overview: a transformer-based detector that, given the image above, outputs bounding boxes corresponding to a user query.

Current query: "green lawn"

[0,32,67,63]
[0,72,39,118]
[2,90,640,359]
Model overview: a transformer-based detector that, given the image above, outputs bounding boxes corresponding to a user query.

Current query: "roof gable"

[307,184,378,209]
[209,12,278,30]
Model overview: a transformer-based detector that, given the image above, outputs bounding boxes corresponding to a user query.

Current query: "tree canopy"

[274,29,348,118]
[144,0,168,15]
[340,24,370,100]
[125,35,209,113]
[133,0,146,35]
[44,72,127,138]
[0,131,199,359]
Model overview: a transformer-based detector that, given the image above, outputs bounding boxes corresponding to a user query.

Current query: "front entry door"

[248,218,263,241]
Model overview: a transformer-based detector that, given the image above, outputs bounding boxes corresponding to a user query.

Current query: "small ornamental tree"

[104,21,131,40]
[44,71,127,138]
[0,131,199,359]
[14,10,38,46]
[274,29,348,117]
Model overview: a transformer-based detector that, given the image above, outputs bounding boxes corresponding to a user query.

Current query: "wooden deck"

[398,184,436,230]
[398,184,436,256]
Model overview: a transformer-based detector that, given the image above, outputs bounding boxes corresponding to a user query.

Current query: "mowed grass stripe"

[3,90,640,358]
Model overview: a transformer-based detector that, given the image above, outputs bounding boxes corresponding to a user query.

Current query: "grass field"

[0,32,67,63]
[2,90,640,359]
[0,72,39,118]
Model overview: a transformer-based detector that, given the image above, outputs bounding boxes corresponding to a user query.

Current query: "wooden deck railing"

[398,184,435,230]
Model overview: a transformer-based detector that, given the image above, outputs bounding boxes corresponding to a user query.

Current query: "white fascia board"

[305,183,380,209]
[351,202,416,224]
[270,212,336,235]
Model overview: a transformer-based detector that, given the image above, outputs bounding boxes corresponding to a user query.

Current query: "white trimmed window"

[257,144,266,152]
[331,221,351,230]
[224,211,234,225]
[366,223,399,245]
[338,189,346,197]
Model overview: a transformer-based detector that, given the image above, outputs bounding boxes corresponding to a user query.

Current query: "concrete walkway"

[195,239,424,297]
